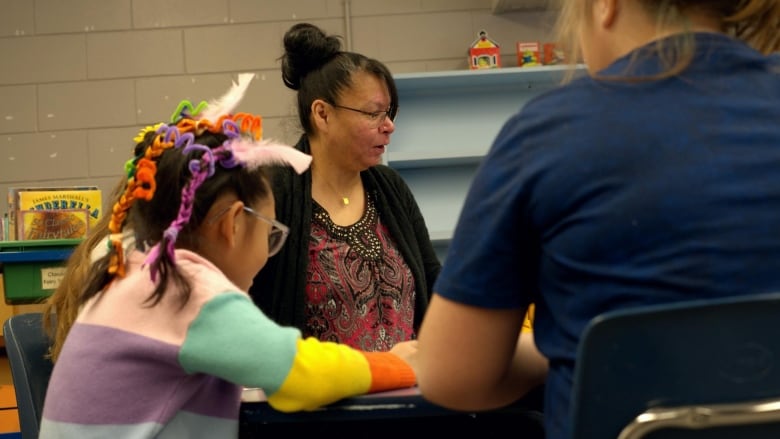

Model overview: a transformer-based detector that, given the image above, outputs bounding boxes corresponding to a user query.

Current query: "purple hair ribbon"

[139,73,314,284]
[221,119,241,139]
[174,131,195,149]
[145,158,209,281]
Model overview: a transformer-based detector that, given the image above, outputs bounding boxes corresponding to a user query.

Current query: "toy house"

[468,30,501,70]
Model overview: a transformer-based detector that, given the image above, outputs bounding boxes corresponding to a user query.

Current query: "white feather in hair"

[199,72,256,122]
[231,138,312,175]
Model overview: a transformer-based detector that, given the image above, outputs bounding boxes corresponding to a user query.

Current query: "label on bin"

[41,266,67,290]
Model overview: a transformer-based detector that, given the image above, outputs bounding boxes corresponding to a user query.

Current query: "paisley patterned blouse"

[305,194,416,351]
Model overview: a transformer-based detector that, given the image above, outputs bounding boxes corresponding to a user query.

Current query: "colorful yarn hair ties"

[132,158,157,201]
[133,123,165,144]
[170,100,208,124]
[107,233,126,278]
[110,72,312,287]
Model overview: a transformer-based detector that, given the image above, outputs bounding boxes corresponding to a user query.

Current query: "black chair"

[569,292,780,439]
[3,312,54,439]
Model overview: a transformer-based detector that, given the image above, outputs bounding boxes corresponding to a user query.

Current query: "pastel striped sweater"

[40,249,416,438]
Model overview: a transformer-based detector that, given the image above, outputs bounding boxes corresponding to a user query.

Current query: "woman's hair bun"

[281,23,342,90]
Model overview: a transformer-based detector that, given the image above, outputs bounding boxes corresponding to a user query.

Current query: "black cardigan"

[249,135,441,332]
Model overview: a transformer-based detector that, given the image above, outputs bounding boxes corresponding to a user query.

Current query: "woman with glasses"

[41,79,419,439]
[249,22,441,352]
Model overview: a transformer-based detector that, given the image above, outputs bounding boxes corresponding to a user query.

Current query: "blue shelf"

[386,151,484,169]
[394,65,584,94]
[428,230,452,243]
[389,67,580,260]
[0,248,75,263]
[0,239,81,263]
[396,165,478,238]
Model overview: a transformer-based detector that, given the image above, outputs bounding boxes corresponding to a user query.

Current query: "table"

[239,385,545,438]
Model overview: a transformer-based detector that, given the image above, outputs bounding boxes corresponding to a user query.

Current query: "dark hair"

[80,130,272,309]
[44,137,154,361]
[280,22,399,134]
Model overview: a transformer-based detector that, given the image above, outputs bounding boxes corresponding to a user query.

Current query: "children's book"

[18,209,90,240]
[7,186,102,241]
[516,41,541,67]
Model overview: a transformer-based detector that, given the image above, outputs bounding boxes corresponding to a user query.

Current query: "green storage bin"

[0,238,82,304]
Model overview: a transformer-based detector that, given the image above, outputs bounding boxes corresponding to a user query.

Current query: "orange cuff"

[363,352,416,393]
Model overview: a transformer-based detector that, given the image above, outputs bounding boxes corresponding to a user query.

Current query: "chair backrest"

[3,312,54,439]
[569,292,780,439]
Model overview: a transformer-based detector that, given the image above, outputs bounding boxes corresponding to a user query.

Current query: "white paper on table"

[241,387,268,402]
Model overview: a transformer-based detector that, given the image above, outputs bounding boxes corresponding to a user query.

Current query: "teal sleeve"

[178,292,301,395]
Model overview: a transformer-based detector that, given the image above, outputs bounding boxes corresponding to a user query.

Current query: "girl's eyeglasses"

[241,206,289,257]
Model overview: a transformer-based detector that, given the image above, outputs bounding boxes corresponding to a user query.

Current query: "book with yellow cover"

[7,186,102,241]
[19,209,90,240]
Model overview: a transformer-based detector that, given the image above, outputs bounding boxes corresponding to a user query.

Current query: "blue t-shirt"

[434,33,780,439]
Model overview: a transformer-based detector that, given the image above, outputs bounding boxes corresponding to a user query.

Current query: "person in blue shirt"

[416,1,780,438]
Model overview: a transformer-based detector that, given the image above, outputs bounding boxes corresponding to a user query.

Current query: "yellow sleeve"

[521,303,535,333]
[266,337,415,412]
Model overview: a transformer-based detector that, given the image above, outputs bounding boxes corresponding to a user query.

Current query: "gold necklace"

[324,180,352,206]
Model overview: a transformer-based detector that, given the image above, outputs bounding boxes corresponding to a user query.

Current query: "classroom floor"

[0,350,19,437]
[0,354,11,386]
[0,277,42,436]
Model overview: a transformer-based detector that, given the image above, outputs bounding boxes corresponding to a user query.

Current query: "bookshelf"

[389,65,583,261]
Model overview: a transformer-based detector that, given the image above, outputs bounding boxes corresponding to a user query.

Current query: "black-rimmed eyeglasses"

[330,103,397,128]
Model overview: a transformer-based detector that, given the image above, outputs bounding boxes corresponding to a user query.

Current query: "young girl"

[40,74,416,439]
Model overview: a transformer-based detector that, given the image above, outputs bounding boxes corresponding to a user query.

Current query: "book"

[516,41,541,67]
[7,186,102,241]
[18,209,90,240]
[542,42,565,65]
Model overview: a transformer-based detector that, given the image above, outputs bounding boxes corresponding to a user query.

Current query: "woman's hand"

[389,339,419,374]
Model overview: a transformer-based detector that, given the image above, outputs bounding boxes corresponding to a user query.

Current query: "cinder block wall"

[0,0,555,217]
